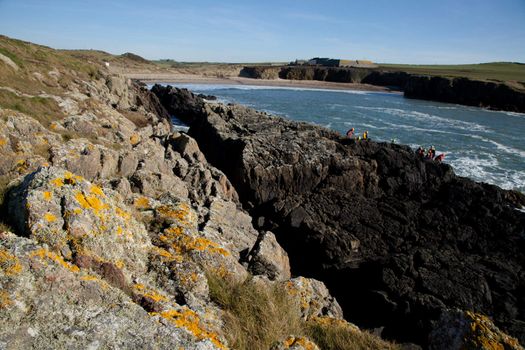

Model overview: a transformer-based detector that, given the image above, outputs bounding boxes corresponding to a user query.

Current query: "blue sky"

[0,0,524,64]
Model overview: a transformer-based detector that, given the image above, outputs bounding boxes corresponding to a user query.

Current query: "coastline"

[123,73,400,93]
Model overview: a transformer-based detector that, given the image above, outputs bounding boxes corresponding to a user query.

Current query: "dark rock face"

[151,84,206,123]
[240,66,525,112]
[404,76,525,112]
[152,86,525,347]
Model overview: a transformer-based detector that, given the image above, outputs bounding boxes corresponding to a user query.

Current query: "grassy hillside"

[379,62,525,85]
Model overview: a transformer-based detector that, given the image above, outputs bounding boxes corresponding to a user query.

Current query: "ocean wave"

[449,154,524,192]
[355,106,490,132]
[468,135,525,158]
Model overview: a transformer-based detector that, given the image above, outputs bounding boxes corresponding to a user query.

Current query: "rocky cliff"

[240,66,525,112]
[0,35,392,350]
[152,85,525,348]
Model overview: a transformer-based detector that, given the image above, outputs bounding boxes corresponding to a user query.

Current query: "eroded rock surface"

[153,86,525,347]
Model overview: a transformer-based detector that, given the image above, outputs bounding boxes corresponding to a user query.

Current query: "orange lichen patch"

[115,207,131,220]
[309,316,359,331]
[89,185,105,197]
[0,137,7,147]
[50,177,64,187]
[0,291,12,309]
[30,248,80,273]
[75,191,109,214]
[133,283,168,303]
[0,248,23,276]
[115,260,124,269]
[150,246,183,263]
[161,226,230,257]
[156,203,191,225]
[42,191,53,201]
[283,336,317,350]
[44,212,57,222]
[151,308,227,349]
[81,275,99,282]
[134,197,150,209]
[116,226,123,236]
[63,171,83,185]
[15,159,29,174]
[463,311,520,350]
[129,134,141,146]
[49,122,58,130]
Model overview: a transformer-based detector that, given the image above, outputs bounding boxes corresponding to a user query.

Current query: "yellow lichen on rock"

[134,196,150,209]
[0,248,23,276]
[133,283,168,303]
[44,212,57,222]
[0,290,12,309]
[50,177,64,187]
[29,248,80,273]
[90,185,105,197]
[151,308,227,349]
[282,336,318,350]
[42,191,53,201]
[130,134,141,146]
[0,137,7,147]
[160,226,230,257]
[462,311,521,350]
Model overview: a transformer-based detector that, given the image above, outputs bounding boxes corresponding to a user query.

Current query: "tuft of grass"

[305,318,401,350]
[207,273,303,350]
[207,272,400,350]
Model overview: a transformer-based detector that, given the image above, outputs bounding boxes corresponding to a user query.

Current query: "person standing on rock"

[363,130,368,140]
[435,153,445,162]
[346,127,355,138]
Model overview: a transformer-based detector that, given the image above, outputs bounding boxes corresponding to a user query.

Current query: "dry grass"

[207,273,303,350]
[207,272,400,350]
[305,318,401,350]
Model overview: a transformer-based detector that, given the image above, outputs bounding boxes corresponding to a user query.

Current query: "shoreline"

[123,73,400,93]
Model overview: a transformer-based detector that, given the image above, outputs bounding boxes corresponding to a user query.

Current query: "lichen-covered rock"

[247,231,291,281]
[0,232,223,350]
[8,166,151,281]
[285,277,343,320]
[429,309,523,350]
[270,336,320,350]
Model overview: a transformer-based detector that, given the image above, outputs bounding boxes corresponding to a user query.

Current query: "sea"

[157,83,525,193]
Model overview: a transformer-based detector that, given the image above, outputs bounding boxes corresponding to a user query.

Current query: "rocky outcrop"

[404,75,525,112]
[429,309,523,350]
[240,65,525,112]
[152,86,525,347]
[240,66,281,80]
[1,35,376,348]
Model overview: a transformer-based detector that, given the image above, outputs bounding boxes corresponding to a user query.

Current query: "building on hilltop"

[300,57,377,68]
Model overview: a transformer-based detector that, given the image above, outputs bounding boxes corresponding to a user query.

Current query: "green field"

[378,62,525,85]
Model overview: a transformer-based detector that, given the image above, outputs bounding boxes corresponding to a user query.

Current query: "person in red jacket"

[435,153,445,162]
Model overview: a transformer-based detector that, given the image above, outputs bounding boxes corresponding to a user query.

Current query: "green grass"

[378,62,525,84]
[0,47,24,68]
[0,89,65,127]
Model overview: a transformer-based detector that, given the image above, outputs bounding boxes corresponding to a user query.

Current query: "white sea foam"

[355,106,490,132]
[468,135,525,158]
[450,153,525,191]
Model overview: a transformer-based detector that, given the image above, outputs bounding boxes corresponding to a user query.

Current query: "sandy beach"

[123,73,400,93]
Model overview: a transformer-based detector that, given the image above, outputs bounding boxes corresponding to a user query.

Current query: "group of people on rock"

[417,145,445,163]
[346,127,368,140]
